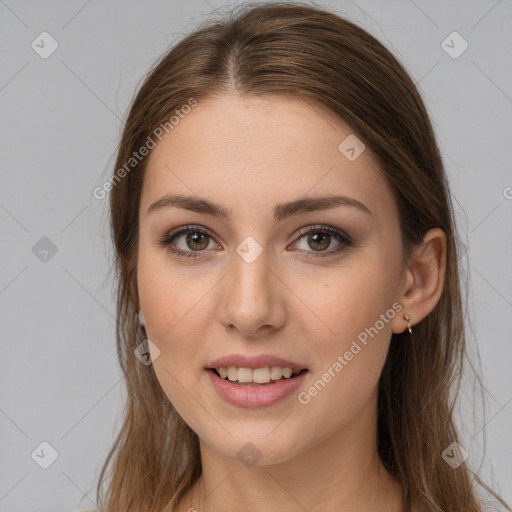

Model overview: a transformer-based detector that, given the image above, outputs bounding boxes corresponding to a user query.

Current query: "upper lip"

[207,354,307,371]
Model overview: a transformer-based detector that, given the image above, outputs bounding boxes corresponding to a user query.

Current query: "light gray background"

[1,1,511,511]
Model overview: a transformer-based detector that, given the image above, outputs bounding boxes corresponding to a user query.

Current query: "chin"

[198,426,307,467]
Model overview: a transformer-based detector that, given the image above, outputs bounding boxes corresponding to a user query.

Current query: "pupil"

[187,232,208,250]
[309,233,329,251]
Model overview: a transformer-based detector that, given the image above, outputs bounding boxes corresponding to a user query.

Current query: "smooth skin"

[137,94,446,512]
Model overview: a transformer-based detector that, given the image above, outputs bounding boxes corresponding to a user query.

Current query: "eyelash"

[157,224,353,260]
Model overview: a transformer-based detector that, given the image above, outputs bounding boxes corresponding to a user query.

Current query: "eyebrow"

[146,194,373,221]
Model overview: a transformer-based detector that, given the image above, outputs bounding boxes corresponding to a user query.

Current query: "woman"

[92,2,511,511]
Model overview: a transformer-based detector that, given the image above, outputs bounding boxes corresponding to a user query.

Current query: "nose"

[216,247,287,338]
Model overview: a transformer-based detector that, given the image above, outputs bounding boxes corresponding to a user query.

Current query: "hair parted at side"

[97,2,510,511]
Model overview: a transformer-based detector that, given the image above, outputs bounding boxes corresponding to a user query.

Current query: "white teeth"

[282,367,293,378]
[227,366,238,382]
[237,367,253,383]
[253,367,270,384]
[270,366,283,380]
[216,366,302,384]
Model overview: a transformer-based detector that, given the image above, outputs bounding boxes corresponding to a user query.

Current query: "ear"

[391,228,447,334]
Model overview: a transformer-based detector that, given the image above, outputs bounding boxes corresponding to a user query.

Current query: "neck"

[186,390,402,512]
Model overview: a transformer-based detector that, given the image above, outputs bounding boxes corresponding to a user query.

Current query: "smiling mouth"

[209,366,307,386]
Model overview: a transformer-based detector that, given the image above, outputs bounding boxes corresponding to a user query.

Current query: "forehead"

[142,94,394,223]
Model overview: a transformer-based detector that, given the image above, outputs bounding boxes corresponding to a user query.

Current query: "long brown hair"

[96,3,510,511]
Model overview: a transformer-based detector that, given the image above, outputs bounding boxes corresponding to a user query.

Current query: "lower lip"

[206,369,308,408]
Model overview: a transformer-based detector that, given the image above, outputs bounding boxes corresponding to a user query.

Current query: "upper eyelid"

[163,224,350,249]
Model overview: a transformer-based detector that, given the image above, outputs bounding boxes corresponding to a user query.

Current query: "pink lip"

[206,368,308,408]
[207,354,306,371]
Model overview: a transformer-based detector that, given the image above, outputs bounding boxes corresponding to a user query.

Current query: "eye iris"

[309,232,330,251]
[186,232,209,250]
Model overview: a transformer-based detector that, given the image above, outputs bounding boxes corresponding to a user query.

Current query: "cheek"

[137,250,212,425]
[292,258,396,347]
[291,261,397,408]
[137,247,216,348]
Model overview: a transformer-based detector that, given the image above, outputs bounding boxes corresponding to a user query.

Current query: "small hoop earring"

[403,313,413,335]
[138,309,146,329]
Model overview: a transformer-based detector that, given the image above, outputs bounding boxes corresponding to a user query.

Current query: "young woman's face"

[137,94,407,465]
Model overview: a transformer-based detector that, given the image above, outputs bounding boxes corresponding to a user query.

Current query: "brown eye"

[185,231,210,251]
[292,225,353,258]
[157,225,219,258]
[307,232,331,251]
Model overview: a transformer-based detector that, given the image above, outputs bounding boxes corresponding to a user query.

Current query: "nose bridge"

[232,242,272,308]
[218,240,284,334]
